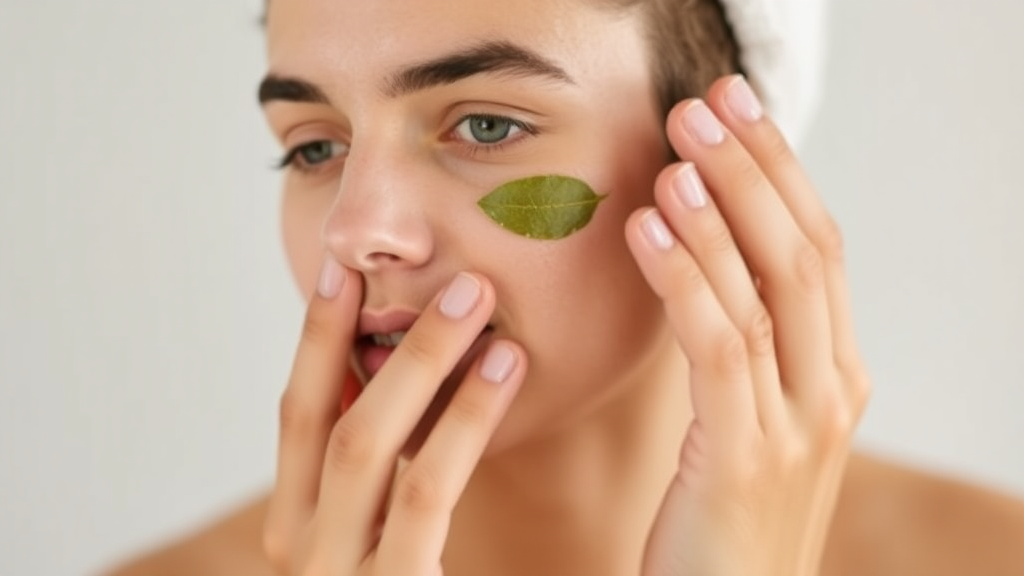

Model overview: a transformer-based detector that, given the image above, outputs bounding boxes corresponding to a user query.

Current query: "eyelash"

[451,114,538,158]
[275,141,348,176]
[275,113,538,175]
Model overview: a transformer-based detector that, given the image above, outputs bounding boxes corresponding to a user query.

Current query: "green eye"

[297,141,342,165]
[278,140,348,173]
[456,115,522,144]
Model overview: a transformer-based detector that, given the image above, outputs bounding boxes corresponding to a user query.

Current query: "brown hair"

[610,0,743,118]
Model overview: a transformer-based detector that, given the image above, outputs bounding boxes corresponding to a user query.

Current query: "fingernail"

[682,100,725,146]
[673,163,708,209]
[480,342,517,384]
[725,76,763,123]
[439,273,481,319]
[641,210,675,251]
[317,256,345,300]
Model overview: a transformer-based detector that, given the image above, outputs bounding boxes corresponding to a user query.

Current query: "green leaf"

[477,175,607,240]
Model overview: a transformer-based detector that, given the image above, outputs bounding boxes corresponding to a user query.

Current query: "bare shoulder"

[96,457,1024,576]
[100,493,274,576]
[822,450,1024,576]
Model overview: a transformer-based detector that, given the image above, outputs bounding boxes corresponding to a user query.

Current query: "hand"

[625,75,871,576]
[262,268,526,576]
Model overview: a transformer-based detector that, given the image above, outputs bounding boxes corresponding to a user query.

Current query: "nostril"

[367,252,401,263]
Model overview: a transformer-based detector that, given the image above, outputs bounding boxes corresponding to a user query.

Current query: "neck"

[445,338,691,576]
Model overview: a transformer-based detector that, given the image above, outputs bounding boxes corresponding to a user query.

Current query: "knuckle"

[325,414,376,473]
[728,155,766,194]
[399,328,444,370]
[772,438,810,477]
[811,391,856,452]
[446,391,493,431]
[818,413,854,454]
[262,516,301,573]
[847,367,874,417]
[712,330,749,376]
[743,307,775,357]
[791,241,825,294]
[665,251,708,296]
[763,125,795,166]
[300,307,334,346]
[702,219,737,255]
[261,522,292,575]
[277,389,317,441]
[395,464,446,515]
[816,215,846,265]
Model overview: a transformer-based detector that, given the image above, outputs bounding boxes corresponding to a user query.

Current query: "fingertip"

[665,98,697,150]
[704,74,740,109]
[479,341,520,384]
[317,255,345,300]
[624,206,652,242]
[311,259,362,311]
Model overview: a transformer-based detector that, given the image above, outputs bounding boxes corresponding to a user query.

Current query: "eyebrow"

[383,40,575,98]
[258,40,575,106]
[258,75,330,105]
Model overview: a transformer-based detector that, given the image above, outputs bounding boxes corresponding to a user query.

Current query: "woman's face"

[262,0,674,450]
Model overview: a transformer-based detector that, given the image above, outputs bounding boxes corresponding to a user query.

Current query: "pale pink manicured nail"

[725,76,764,123]
[480,342,517,384]
[439,273,481,319]
[317,256,345,300]
[673,163,708,209]
[682,100,725,146]
[641,210,675,251]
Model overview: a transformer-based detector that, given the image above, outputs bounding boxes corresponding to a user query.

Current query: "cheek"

[482,131,670,436]
[281,187,332,301]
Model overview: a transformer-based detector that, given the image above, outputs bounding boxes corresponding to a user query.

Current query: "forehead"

[265,0,649,93]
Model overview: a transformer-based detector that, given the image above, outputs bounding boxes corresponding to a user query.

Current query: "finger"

[313,272,496,566]
[376,340,526,574]
[626,208,760,447]
[707,75,869,405]
[264,258,362,572]
[666,96,835,409]
[650,161,786,429]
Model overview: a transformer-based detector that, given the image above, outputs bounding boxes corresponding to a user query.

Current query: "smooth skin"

[261,74,867,576]
[103,0,1024,574]
[628,82,869,576]
[266,268,529,576]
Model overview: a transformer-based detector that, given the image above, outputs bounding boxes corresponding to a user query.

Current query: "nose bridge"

[322,133,435,272]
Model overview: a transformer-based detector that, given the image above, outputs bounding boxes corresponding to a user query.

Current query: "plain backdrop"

[1,1,1022,574]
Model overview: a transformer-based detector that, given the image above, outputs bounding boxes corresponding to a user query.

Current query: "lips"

[353,309,494,381]
[352,310,417,379]
[357,310,420,341]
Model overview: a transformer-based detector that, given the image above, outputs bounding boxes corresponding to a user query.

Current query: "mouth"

[354,323,496,383]
[350,313,496,457]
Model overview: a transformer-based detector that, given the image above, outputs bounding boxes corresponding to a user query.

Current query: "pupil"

[470,117,511,143]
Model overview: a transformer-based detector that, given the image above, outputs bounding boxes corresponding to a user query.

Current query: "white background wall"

[1,1,1021,574]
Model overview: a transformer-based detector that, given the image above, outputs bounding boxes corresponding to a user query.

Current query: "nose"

[321,145,435,273]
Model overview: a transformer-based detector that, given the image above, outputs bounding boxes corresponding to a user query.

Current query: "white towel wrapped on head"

[719,0,828,146]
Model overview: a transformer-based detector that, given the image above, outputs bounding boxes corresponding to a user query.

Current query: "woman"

[107,0,1024,574]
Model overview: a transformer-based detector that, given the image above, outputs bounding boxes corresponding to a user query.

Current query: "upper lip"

[357,309,421,338]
